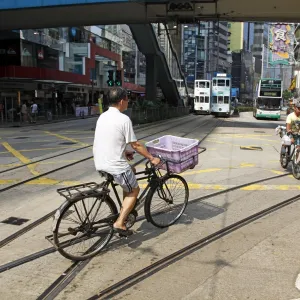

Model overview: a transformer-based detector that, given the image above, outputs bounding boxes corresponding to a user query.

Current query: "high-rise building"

[243,22,254,51]
[181,21,230,88]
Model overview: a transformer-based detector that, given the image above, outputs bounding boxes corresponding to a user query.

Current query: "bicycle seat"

[98,171,114,182]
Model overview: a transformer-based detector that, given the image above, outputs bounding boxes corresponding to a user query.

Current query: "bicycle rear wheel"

[144,174,189,228]
[53,194,118,261]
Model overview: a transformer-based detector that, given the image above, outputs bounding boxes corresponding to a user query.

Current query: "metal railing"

[130,107,190,125]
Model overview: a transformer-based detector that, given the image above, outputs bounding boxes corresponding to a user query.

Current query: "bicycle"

[277,127,300,179]
[51,157,190,261]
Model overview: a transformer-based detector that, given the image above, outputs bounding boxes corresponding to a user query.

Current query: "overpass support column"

[146,55,157,101]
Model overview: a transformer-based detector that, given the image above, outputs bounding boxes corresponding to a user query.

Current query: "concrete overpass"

[0,0,300,31]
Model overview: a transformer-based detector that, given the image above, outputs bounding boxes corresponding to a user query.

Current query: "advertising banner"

[268,23,296,66]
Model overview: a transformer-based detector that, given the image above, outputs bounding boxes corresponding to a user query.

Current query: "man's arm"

[286,114,292,133]
[130,141,160,165]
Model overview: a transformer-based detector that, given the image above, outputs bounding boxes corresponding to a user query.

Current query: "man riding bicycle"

[286,98,300,161]
[93,87,160,237]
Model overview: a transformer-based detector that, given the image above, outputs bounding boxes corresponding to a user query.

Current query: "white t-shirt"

[31,103,38,113]
[93,107,137,174]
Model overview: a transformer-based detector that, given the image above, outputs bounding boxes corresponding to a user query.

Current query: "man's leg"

[113,187,140,231]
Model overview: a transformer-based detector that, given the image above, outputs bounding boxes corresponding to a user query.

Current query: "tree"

[283,89,293,101]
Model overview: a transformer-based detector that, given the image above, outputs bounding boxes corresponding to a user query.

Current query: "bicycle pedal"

[118,234,129,239]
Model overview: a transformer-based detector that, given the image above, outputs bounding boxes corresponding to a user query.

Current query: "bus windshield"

[256,98,281,110]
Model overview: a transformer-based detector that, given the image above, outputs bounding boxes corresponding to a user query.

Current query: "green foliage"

[283,89,293,100]
[237,106,254,112]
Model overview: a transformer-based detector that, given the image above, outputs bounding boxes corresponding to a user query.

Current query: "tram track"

[3,116,293,300]
[0,116,213,250]
[36,175,298,299]
[33,117,222,300]
[88,191,300,299]
[0,114,192,176]
[0,115,200,193]
[0,169,291,274]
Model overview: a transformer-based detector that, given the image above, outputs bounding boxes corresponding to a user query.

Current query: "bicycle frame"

[102,162,169,213]
[283,134,300,162]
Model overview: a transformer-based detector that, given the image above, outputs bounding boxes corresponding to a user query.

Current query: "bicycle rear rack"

[56,181,109,201]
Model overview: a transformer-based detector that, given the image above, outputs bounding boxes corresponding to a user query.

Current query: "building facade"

[181,21,231,88]
[0,25,146,122]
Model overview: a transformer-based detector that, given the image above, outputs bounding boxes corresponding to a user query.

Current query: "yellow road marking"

[0,151,9,154]
[240,162,255,168]
[0,163,22,168]
[44,131,89,146]
[240,146,263,151]
[183,168,222,176]
[2,142,39,176]
[0,179,19,184]
[267,169,294,178]
[0,178,300,191]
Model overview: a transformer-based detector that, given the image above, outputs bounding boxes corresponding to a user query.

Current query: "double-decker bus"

[211,73,232,117]
[194,80,211,114]
[253,78,282,120]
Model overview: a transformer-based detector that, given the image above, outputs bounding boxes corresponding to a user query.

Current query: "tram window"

[218,96,223,104]
[194,96,199,103]
[218,80,225,87]
[199,83,205,88]
[205,96,209,103]
[213,96,217,103]
[224,96,229,104]
[226,80,230,87]
[213,80,217,86]
[206,82,210,88]
[200,96,205,103]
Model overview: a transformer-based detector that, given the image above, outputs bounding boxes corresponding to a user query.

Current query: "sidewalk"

[0,114,99,128]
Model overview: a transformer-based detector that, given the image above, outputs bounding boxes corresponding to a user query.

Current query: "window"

[206,82,210,88]
[195,96,200,103]
[224,96,229,104]
[218,96,223,104]
[226,80,230,87]
[213,96,217,103]
[200,96,205,103]
[213,80,217,86]
[218,80,226,87]
[205,96,209,103]
[199,83,205,88]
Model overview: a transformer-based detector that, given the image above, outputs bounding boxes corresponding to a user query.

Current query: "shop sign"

[268,23,296,66]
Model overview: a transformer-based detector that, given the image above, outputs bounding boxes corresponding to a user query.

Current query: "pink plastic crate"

[145,135,199,173]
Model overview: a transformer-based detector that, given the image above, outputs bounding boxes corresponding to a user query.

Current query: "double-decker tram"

[211,73,232,117]
[253,78,282,120]
[194,80,211,114]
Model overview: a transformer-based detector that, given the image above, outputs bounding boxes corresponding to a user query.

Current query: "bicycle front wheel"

[280,146,289,169]
[53,194,118,261]
[144,174,189,228]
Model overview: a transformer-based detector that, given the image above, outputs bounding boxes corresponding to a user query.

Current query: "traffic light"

[115,70,122,86]
[107,70,114,87]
